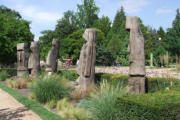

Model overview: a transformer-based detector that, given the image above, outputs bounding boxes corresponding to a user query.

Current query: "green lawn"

[0,83,65,120]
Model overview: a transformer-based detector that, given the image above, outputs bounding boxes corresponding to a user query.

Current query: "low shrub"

[59,70,78,81]
[6,76,35,89]
[71,84,95,102]
[57,98,90,120]
[6,79,17,88]
[79,81,128,120]
[0,68,16,77]
[31,75,70,104]
[61,71,180,92]
[0,71,9,81]
[116,90,180,120]
[95,73,180,92]
[46,100,57,109]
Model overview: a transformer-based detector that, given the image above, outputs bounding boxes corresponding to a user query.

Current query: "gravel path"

[0,89,42,120]
[95,67,180,79]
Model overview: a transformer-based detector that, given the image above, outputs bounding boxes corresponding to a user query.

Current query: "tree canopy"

[0,5,33,65]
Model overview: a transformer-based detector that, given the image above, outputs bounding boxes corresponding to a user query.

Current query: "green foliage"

[116,90,180,120]
[45,100,57,109]
[107,7,129,65]
[95,73,180,92]
[0,83,65,120]
[93,15,111,37]
[6,79,17,88]
[60,29,107,63]
[38,30,56,60]
[0,5,33,65]
[57,98,91,120]
[60,29,85,62]
[96,45,115,66]
[0,71,8,81]
[0,68,17,77]
[31,75,70,103]
[55,10,78,39]
[166,9,180,56]
[59,70,78,81]
[77,0,99,28]
[80,81,127,120]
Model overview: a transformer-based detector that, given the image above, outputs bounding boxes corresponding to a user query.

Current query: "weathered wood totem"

[17,43,29,77]
[77,29,97,90]
[46,39,60,73]
[126,16,146,94]
[28,42,40,75]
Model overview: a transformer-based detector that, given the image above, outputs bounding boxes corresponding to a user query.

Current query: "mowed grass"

[0,83,65,120]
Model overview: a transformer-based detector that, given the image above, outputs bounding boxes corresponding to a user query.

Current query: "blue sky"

[1,0,180,40]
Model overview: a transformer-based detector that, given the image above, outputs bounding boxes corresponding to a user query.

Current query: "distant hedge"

[0,68,16,77]
[95,73,180,93]
[116,90,180,120]
[57,70,180,92]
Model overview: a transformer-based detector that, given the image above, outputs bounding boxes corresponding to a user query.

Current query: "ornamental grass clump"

[31,75,70,104]
[79,80,128,120]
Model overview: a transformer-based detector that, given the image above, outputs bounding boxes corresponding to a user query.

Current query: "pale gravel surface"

[0,89,42,120]
[95,67,180,79]
[71,66,180,79]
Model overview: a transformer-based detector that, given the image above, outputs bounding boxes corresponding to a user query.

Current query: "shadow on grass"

[0,107,29,120]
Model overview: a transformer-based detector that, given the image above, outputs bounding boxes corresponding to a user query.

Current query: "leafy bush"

[57,98,90,120]
[0,68,17,77]
[6,79,17,88]
[95,73,180,92]
[116,90,180,120]
[0,71,9,81]
[7,75,35,89]
[59,70,78,81]
[71,84,95,102]
[31,75,70,103]
[79,81,128,120]
[45,100,57,109]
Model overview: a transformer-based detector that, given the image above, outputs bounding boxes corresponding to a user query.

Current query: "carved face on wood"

[83,29,97,43]
[52,39,60,49]
[30,42,38,53]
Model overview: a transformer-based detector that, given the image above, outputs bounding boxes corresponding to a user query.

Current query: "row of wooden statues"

[16,16,146,94]
[17,39,60,76]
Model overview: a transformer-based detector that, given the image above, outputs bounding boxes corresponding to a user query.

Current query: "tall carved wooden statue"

[77,29,97,90]
[17,43,29,77]
[28,42,40,75]
[46,39,60,73]
[126,16,146,94]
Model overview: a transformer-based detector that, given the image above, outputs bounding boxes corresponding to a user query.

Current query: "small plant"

[31,75,70,104]
[16,78,28,89]
[80,80,128,120]
[6,79,17,88]
[46,100,57,109]
[71,84,95,102]
[59,70,78,81]
[0,71,9,81]
[57,98,90,120]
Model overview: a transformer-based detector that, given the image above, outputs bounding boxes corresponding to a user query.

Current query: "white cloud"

[118,0,150,13]
[156,8,175,15]
[15,5,61,23]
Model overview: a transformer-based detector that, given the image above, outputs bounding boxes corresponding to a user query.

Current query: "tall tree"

[93,15,111,38]
[77,0,99,28]
[55,10,78,40]
[166,9,180,64]
[0,5,33,65]
[38,30,56,60]
[107,7,129,65]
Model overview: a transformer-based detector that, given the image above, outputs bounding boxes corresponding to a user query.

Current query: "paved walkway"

[0,89,41,120]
